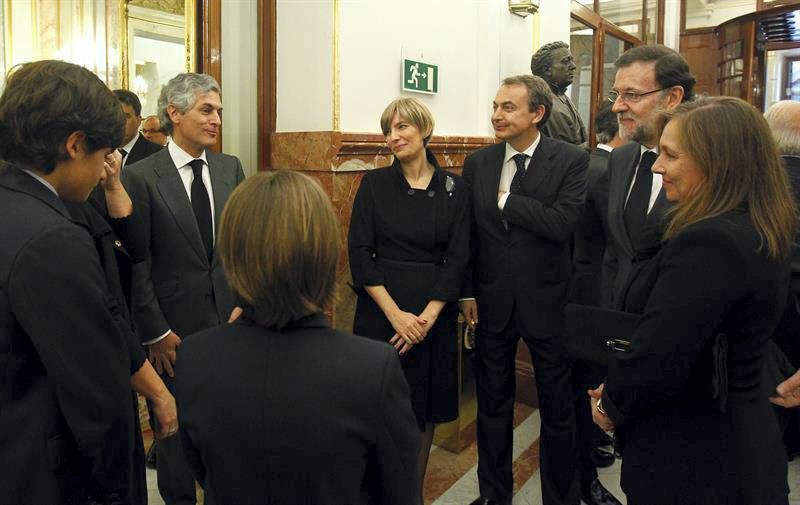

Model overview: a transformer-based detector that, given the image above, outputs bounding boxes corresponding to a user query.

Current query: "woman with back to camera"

[590,96,796,505]
[173,170,420,505]
[348,97,470,503]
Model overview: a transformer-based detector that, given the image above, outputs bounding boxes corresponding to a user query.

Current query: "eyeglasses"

[607,88,667,104]
[141,129,161,135]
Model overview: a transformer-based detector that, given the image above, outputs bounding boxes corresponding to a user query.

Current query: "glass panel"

[790,60,800,101]
[646,0,658,44]
[599,0,643,40]
[603,34,627,104]
[570,16,595,133]
[685,0,755,31]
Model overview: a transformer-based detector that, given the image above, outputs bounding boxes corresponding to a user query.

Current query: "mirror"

[765,47,800,109]
[121,0,196,116]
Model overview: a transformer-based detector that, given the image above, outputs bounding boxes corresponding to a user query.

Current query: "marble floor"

[143,404,800,505]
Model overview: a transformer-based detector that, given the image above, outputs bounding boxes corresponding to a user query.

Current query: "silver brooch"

[445,175,455,196]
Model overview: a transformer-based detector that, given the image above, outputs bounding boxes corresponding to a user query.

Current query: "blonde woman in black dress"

[348,97,470,504]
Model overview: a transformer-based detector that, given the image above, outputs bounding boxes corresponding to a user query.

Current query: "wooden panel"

[257,0,277,171]
[680,29,720,96]
[199,0,222,152]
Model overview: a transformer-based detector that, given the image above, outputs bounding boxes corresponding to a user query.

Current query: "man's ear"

[665,85,685,109]
[166,104,182,125]
[530,104,546,126]
[64,131,87,160]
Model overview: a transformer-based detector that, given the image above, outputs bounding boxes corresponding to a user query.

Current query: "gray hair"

[157,73,220,134]
[765,100,800,157]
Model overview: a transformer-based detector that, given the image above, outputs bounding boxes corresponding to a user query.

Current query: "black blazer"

[773,155,800,366]
[605,142,672,308]
[462,135,588,335]
[121,148,245,342]
[125,135,163,167]
[602,210,790,505]
[0,167,137,504]
[174,313,421,505]
[569,147,610,307]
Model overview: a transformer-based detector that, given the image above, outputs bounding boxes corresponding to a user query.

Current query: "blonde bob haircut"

[657,96,797,259]
[380,97,435,146]
[217,171,340,329]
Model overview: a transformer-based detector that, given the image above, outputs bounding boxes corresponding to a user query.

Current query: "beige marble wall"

[270,131,495,331]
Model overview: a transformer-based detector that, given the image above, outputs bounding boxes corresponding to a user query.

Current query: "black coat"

[569,147,610,307]
[174,313,421,505]
[124,135,163,167]
[602,210,790,505]
[462,135,588,335]
[605,142,672,308]
[0,166,137,504]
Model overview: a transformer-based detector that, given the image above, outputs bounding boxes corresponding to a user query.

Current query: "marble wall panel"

[270,131,494,331]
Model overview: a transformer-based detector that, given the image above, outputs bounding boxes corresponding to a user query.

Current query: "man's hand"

[589,383,614,432]
[151,390,179,439]
[149,331,182,377]
[459,299,478,327]
[771,369,800,408]
[100,150,124,191]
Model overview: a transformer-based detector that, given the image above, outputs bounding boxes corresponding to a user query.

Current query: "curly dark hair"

[0,60,124,174]
[530,41,570,77]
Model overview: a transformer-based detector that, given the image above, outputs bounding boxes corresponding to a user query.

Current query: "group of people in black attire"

[1,42,800,505]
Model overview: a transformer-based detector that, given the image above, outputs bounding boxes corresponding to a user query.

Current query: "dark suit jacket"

[605,141,672,308]
[569,147,610,307]
[601,210,789,505]
[125,135,163,167]
[773,155,800,366]
[174,313,421,505]
[0,166,137,504]
[121,148,245,342]
[462,135,588,335]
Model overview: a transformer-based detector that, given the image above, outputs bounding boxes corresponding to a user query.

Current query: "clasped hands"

[388,309,432,355]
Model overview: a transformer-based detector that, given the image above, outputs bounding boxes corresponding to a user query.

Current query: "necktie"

[189,159,213,261]
[623,150,657,249]
[118,148,128,167]
[509,153,529,194]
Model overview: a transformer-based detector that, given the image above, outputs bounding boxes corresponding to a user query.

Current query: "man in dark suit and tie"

[122,72,245,505]
[605,45,695,308]
[461,75,588,505]
[113,89,163,167]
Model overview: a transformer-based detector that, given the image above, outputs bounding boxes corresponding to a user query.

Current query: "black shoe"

[590,446,615,468]
[145,441,157,469]
[468,497,508,505]
[580,478,622,505]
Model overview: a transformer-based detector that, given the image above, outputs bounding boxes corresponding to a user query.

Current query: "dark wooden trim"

[657,0,666,43]
[257,0,277,171]
[198,0,222,152]
[764,41,800,51]
[571,1,602,28]
[680,0,687,34]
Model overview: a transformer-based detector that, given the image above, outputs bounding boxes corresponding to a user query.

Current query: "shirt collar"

[168,140,208,169]
[640,144,657,156]
[21,169,58,196]
[503,133,541,165]
[596,143,613,153]
[121,133,139,154]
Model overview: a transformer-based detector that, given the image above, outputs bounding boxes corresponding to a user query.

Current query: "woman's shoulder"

[668,210,760,263]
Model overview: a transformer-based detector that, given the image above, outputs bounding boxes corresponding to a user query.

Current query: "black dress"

[601,209,790,505]
[348,149,470,428]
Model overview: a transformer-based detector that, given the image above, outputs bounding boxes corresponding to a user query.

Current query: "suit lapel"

[524,135,553,191]
[153,150,208,264]
[610,145,640,256]
[208,152,232,235]
[483,143,505,224]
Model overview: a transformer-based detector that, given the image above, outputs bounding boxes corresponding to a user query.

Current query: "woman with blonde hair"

[348,97,470,502]
[174,171,420,505]
[590,96,796,505]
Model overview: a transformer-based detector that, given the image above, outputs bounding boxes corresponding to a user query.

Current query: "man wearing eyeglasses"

[604,45,695,309]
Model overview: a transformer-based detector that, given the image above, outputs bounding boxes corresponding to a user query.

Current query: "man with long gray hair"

[122,72,245,505]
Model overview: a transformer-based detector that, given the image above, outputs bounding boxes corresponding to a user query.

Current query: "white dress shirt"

[169,141,216,241]
[497,133,542,210]
[119,133,140,168]
[624,144,662,214]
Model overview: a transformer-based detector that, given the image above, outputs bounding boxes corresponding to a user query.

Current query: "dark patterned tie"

[623,150,657,249]
[189,159,213,261]
[509,153,529,194]
[118,148,128,168]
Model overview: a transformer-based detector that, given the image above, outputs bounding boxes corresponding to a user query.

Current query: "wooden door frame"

[257,0,277,171]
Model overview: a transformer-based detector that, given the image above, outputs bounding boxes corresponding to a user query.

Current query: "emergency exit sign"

[403,58,438,94]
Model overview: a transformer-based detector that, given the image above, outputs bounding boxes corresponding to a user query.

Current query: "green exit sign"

[403,58,438,94]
